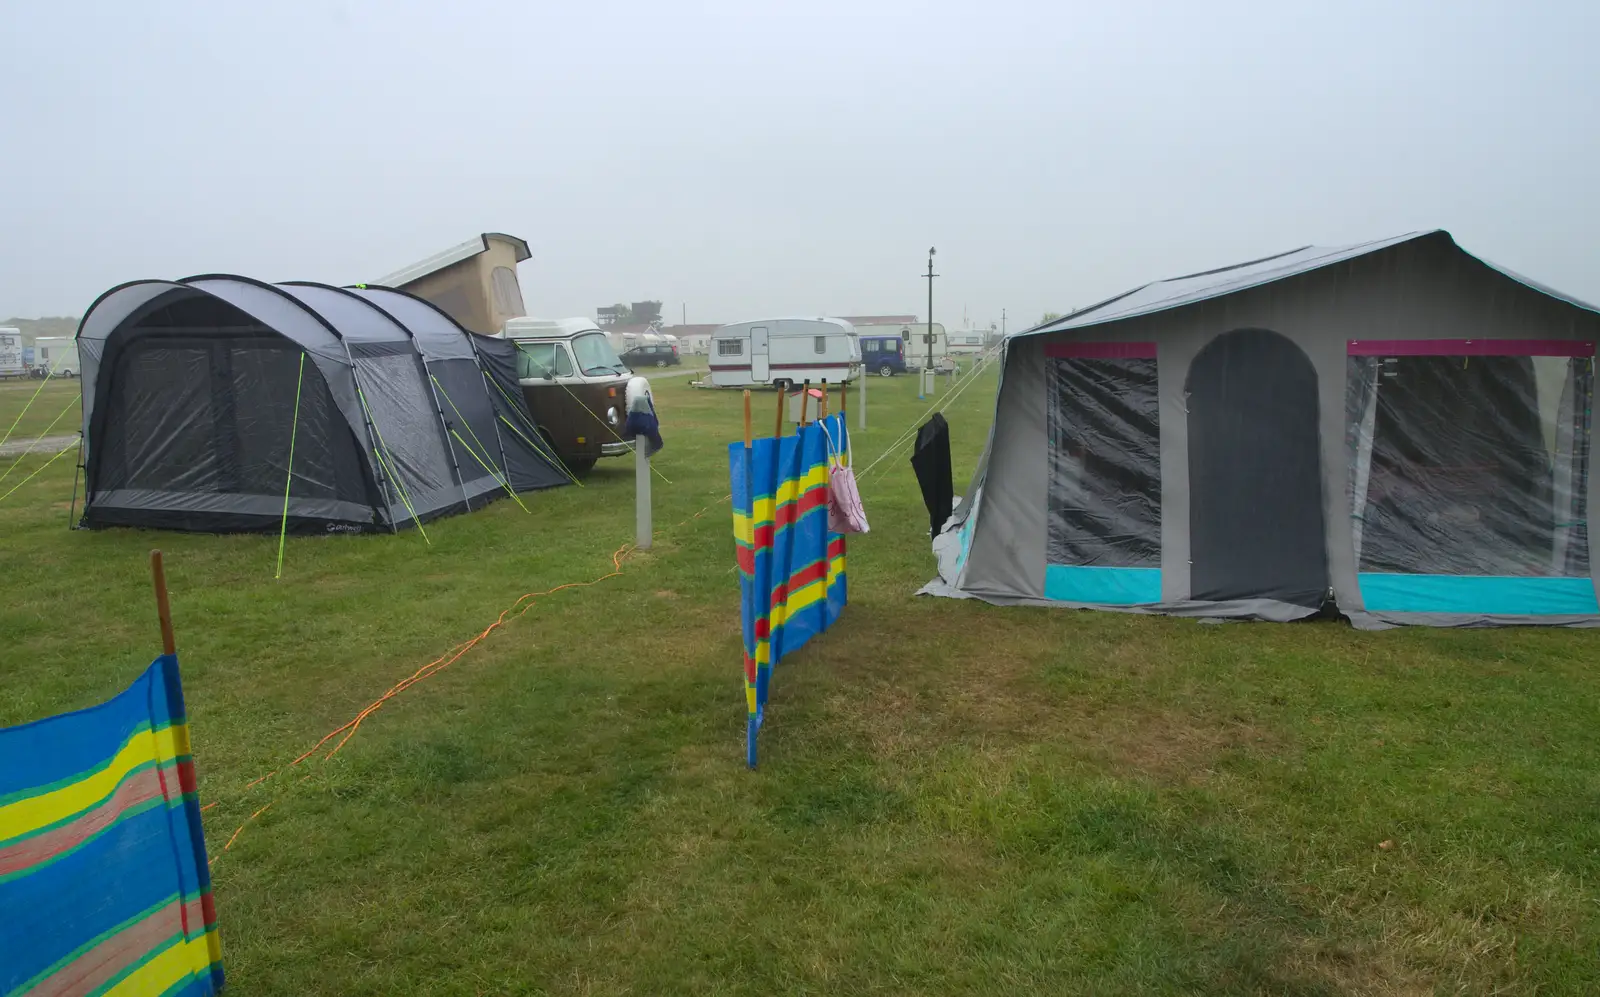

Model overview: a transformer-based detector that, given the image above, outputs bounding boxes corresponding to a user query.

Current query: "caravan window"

[718,339,743,356]
[516,342,574,379]
[814,336,827,354]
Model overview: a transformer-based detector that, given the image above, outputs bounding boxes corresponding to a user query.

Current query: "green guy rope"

[0,367,59,450]
[479,375,583,487]
[430,374,540,492]
[451,428,528,512]
[275,354,306,580]
[357,386,430,544]
[0,442,76,504]
[494,413,582,488]
[0,395,79,488]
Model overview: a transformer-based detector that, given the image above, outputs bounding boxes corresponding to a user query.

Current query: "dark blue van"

[860,335,908,376]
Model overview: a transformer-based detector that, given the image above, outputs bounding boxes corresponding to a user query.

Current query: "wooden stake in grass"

[742,389,753,448]
[150,549,176,656]
[773,382,785,438]
[798,380,811,430]
[820,379,828,418]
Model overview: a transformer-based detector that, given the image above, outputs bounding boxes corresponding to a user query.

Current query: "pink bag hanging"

[821,420,869,534]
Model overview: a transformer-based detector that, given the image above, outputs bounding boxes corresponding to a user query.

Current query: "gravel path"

[0,434,76,458]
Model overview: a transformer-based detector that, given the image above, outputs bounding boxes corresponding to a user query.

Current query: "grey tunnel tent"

[924,230,1600,628]
[74,276,569,534]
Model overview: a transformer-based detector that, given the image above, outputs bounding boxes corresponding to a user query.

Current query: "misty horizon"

[2,0,1596,330]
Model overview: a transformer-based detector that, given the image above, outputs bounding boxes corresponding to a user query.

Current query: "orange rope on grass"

[212,495,732,858]
[309,542,635,763]
[217,542,636,853]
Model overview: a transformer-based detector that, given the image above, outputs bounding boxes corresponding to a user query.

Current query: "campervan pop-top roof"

[501,317,603,340]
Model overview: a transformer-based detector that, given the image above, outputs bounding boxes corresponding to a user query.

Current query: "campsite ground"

[3,367,1599,995]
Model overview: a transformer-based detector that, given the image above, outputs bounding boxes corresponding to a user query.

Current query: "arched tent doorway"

[1185,328,1329,608]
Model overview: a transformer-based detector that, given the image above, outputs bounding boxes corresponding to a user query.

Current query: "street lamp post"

[922,247,938,399]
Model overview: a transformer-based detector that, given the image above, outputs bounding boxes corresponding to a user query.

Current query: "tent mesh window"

[1046,356,1161,569]
[99,335,367,505]
[1347,354,1593,580]
[351,349,457,499]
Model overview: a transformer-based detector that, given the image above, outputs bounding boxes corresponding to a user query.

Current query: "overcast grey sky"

[2,0,1596,329]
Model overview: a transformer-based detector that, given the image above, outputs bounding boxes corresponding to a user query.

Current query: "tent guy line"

[207,490,733,860]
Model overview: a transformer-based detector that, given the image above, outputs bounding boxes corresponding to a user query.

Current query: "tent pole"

[65,432,83,529]
[275,354,306,579]
[742,389,754,769]
[341,348,400,533]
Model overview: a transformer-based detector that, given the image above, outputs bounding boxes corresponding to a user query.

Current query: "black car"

[621,342,682,368]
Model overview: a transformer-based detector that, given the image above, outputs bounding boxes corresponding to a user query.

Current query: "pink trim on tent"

[1347,339,1595,357]
[1044,342,1157,359]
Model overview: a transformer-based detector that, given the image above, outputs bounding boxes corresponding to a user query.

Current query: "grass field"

[0,376,81,439]
[3,366,1599,995]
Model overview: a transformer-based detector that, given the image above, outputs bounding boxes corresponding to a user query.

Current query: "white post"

[858,368,867,430]
[636,436,652,550]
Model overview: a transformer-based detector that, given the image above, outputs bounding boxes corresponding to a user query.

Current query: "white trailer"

[35,336,79,377]
[709,318,860,388]
[0,328,22,379]
[947,330,988,355]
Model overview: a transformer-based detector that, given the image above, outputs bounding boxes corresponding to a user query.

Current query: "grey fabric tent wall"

[925,231,1600,628]
[348,287,575,492]
[76,275,566,534]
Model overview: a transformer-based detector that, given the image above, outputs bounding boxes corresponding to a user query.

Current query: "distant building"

[374,232,531,335]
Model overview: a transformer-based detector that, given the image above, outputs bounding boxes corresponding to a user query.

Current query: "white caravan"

[947,330,988,355]
[0,328,22,379]
[710,318,860,388]
[35,336,80,377]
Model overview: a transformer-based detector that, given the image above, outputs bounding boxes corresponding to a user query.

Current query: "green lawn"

[3,367,1599,995]
[0,376,82,441]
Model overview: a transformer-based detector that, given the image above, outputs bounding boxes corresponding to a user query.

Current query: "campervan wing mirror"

[542,369,554,381]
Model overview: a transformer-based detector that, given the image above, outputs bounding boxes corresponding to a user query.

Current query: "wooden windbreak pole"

[798,380,811,429]
[773,382,785,438]
[819,379,828,417]
[150,549,176,655]
[742,390,753,448]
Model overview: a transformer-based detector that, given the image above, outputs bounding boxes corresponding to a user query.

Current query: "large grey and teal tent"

[924,230,1600,628]
[75,276,568,533]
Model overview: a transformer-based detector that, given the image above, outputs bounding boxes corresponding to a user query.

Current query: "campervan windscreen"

[573,332,627,375]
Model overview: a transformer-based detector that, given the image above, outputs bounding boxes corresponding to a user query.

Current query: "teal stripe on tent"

[1358,573,1600,615]
[1044,565,1162,605]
